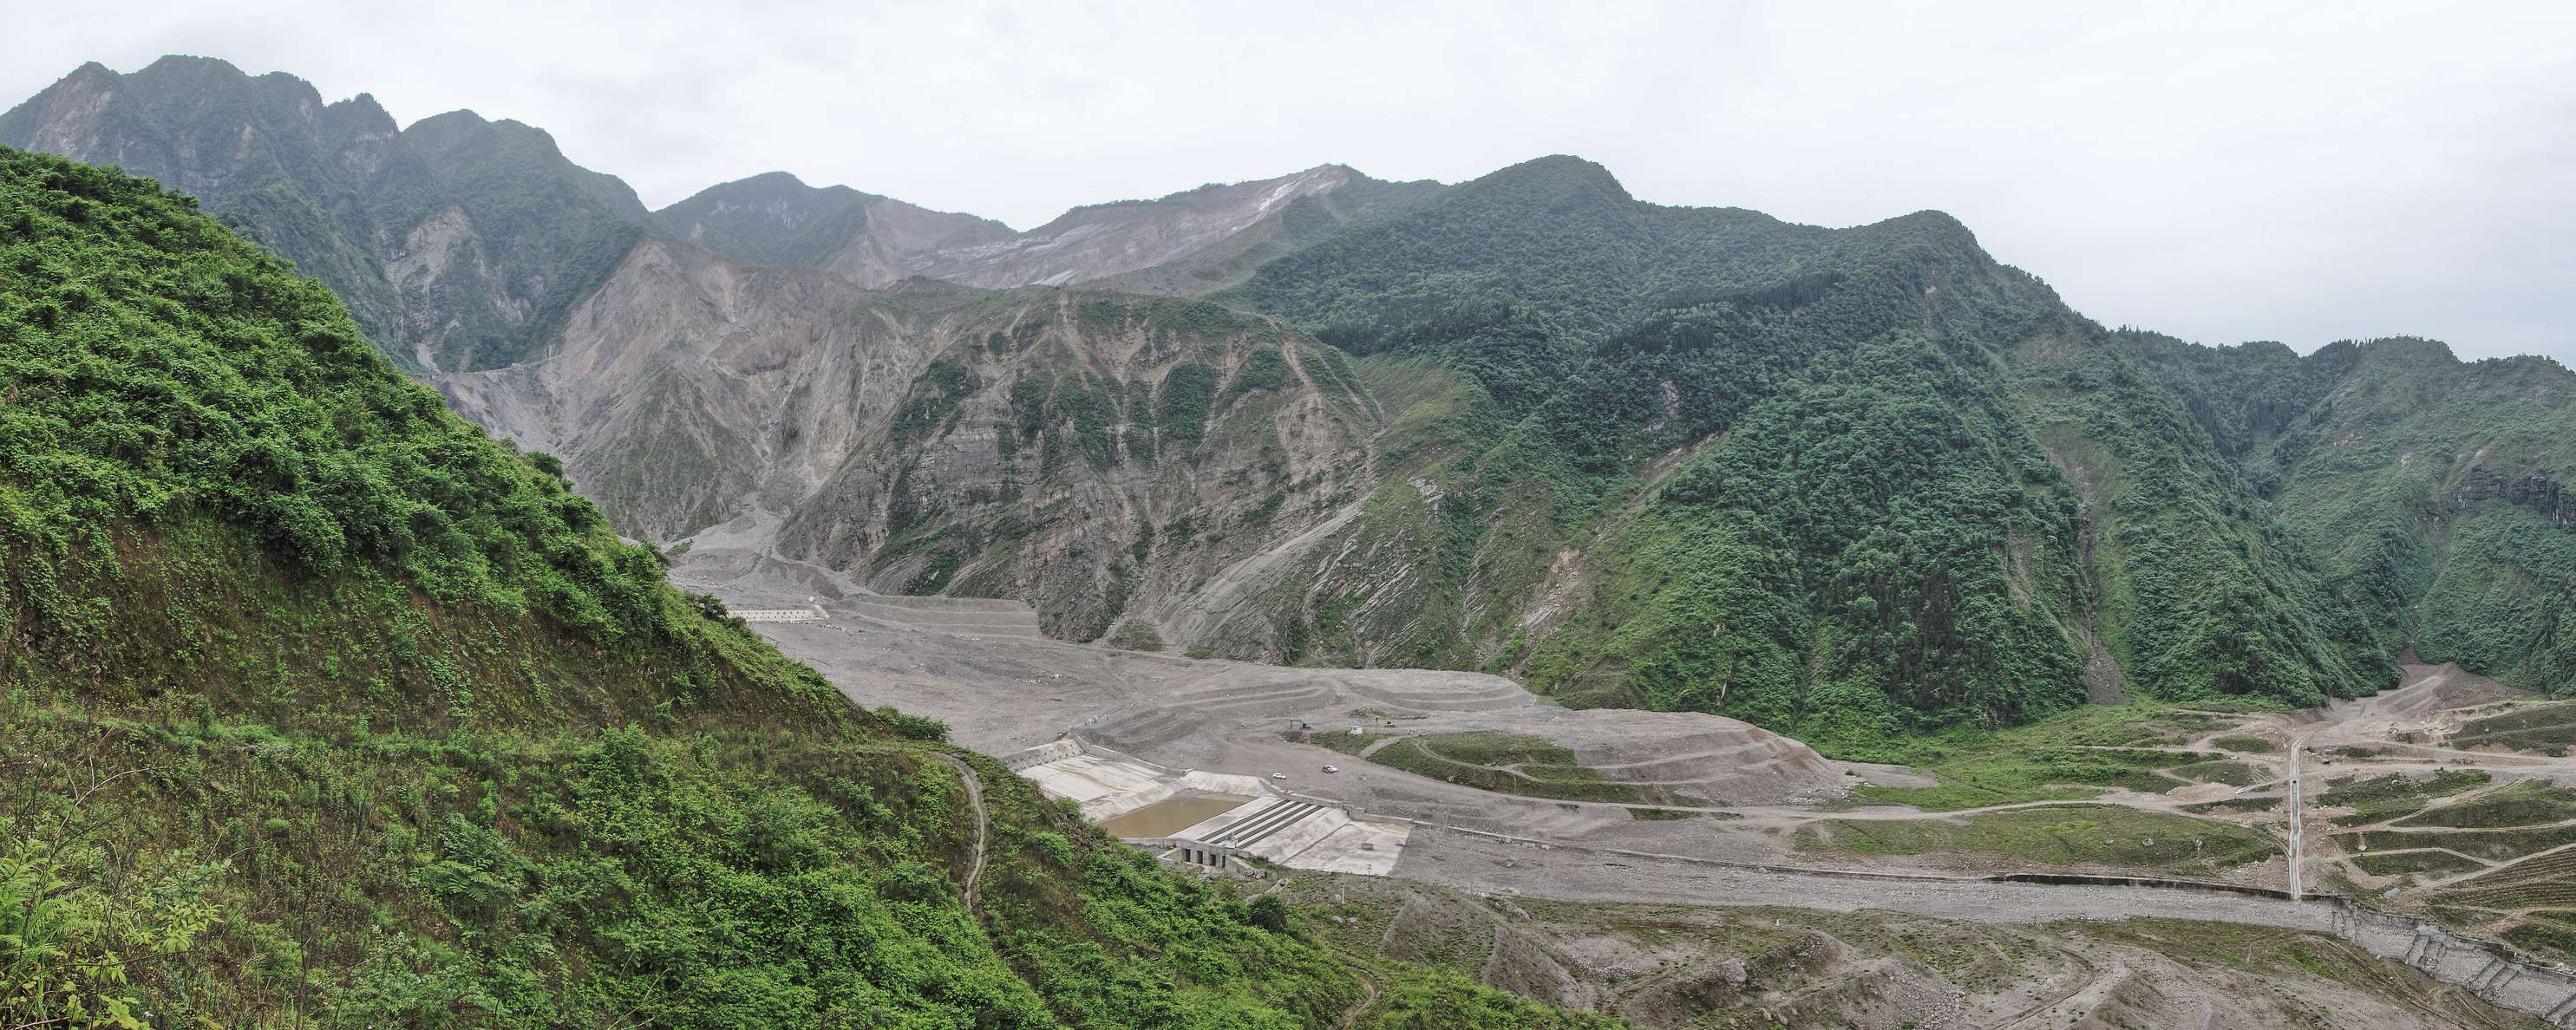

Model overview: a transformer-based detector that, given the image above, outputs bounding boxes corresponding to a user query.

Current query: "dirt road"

[936,754,990,917]
[2288,731,2306,899]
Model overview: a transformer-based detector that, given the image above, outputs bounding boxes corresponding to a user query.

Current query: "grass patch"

[2210,735,2277,753]
[2505,921,2576,962]
[2337,825,2576,862]
[2168,759,2259,786]
[1801,805,2279,877]
[2454,703,2576,755]
[2429,813,2576,943]
[1291,730,1392,757]
[2350,849,2486,877]
[1628,807,1698,821]
[2182,795,2283,814]
[1367,733,1684,805]
[2082,918,2413,982]
[1844,704,2243,811]
[2393,779,2576,829]
[2322,770,2491,826]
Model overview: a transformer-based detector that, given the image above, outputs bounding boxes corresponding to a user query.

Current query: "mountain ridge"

[9,55,2567,749]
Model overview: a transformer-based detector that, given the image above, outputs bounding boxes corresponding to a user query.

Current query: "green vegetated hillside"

[16,55,2564,758]
[0,56,650,373]
[2258,340,2575,689]
[1206,155,2458,753]
[0,148,1611,1029]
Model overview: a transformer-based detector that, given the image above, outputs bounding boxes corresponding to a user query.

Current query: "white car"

[1271,772,1288,779]
[1323,765,1339,773]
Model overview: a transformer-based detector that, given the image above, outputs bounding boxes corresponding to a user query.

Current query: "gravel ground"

[1394,827,2338,930]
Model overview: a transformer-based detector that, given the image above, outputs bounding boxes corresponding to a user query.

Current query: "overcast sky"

[11,0,2573,363]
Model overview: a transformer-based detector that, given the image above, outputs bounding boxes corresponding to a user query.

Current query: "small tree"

[1105,619,1164,652]
[1244,892,1291,934]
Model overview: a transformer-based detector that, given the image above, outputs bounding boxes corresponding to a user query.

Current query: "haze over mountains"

[7,55,2567,754]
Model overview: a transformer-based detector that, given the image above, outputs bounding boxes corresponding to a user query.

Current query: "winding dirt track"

[1334,961,1380,1030]
[936,754,990,917]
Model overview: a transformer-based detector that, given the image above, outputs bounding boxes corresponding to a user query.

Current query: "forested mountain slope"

[0,147,1608,1029]
[0,55,650,373]
[2183,336,2574,690]
[1192,155,2398,748]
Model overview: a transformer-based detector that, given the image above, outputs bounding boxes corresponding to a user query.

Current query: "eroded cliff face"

[437,238,1394,644]
[434,237,886,539]
[768,292,1389,642]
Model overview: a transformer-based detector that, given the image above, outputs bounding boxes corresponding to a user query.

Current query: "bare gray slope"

[440,234,1387,641]
[655,162,1443,295]
[908,164,1440,291]
[670,541,2576,1028]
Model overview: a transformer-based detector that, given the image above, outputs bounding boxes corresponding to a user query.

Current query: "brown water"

[1099,793,1253,838]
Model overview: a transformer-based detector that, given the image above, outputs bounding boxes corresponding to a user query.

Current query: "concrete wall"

[1002,739,1082,772]
[1130,838,1247,871]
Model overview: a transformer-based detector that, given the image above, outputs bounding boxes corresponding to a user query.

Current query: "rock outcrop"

[439,238,1385,642]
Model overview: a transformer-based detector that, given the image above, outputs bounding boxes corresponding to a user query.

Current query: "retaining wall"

[1001,739,1082,772]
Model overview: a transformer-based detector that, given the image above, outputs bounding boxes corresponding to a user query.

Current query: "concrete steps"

[1199,799,1324,849]
[1241,806,1349,863]
[1182,799,1354,864]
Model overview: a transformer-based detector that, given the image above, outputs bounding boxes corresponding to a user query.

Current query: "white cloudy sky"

[10,0,2574,362]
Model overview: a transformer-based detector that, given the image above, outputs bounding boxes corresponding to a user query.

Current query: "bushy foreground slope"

[0,148,1612,1029]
